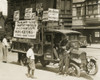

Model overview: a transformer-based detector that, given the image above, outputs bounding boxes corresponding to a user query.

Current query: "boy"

[26,44,35,79]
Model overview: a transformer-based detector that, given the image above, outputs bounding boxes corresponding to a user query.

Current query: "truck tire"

[87,60,98,75]
[39,56,50,67]
[68,63,80,77]
[18,53,27,66]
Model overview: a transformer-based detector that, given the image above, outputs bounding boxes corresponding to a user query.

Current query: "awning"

[72,26,100,29]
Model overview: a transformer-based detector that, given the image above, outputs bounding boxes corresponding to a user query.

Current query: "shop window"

[95,32,100,37]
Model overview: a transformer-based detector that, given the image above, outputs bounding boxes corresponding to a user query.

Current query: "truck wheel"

[18,53,27,66]
[87,60,98,75]
[39,56,50,67]
[68,63,80,77]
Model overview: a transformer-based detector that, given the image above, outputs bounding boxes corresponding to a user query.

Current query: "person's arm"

[66,42,73,54]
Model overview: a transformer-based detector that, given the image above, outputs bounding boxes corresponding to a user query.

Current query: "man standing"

[2,35,9,63]
[26,44,35,79]
[58,38,73,75]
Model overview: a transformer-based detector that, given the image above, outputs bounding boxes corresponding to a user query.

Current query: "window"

[95,32,100,37]
[60,0,71,14]
[77,7,81,16]
[45,35,52,42]
[61,0,65,13]
[93,5,98,14]
[86,1,98,15]
[88,5,93,15]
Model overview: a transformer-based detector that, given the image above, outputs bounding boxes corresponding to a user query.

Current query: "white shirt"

[2,38,9,46]
[26,48,35,59]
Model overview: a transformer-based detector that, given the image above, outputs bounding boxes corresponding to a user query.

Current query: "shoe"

[58,72,63,75]
[57,58,60,61]
[2,61,7,63]
[30,76,37,79]
[26,73,30,78]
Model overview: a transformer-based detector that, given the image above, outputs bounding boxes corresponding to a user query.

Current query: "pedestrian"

[58,38,73,75]
[89,35,92,45]
[2,34,9,63]
[26,44,35,79]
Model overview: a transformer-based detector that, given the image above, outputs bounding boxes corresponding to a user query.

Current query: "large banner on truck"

[14,20,38,39]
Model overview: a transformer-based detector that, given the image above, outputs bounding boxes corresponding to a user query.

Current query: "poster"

[13,10,20,21]
[42,11,48,21]
[14,20,38,39]
[42,8,59,21]
[24,8,33,19]
[48,8,59,21]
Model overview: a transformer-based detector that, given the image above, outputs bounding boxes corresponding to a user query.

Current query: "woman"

[26,44,35,79]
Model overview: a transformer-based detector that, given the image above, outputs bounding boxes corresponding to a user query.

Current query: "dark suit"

[59,40,73,74]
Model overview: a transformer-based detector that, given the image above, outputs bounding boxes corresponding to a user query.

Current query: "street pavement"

[87,44,100,49]
[0,43,100,80]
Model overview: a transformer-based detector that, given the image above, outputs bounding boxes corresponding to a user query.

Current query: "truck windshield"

[66,34,79,40]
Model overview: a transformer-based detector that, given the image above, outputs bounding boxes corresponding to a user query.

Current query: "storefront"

[72,27,100,43]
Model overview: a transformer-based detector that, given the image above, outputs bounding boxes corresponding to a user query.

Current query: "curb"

[87,46,100,49]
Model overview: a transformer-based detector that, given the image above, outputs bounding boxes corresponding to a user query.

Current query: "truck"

[7,5,81,66]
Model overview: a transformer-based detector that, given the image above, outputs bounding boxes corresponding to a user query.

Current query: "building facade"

[7,0,72,30]
[72,0,100,43]
[0,12,6,39]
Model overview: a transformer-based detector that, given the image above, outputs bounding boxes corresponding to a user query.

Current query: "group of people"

[26,38,72,78]
[1,35,72,78]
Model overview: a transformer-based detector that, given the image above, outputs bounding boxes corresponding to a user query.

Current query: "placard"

[42,11,48,21]
[48,8,59,21]
[14,20,38,39]
[42,8,59,21]
[13,10,20,21]
[24,8,33,19]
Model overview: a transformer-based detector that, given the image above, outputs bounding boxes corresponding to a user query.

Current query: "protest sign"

[13,10,20,21]
[14,20,38,39]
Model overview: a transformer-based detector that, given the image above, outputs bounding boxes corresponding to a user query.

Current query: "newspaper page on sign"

[14,20,38,39]
[13,10,20,21]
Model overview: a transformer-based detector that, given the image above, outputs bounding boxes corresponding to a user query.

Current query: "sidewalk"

[87,44,100,49]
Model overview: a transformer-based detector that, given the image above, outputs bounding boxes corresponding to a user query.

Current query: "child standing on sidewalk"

[26,44,35,79]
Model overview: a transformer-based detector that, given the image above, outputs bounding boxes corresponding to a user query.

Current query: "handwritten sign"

[42,8,59,21]
[24,8,33,19]
[42,11,48,21]
[48,8,59,21]
[14,20,38,39]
